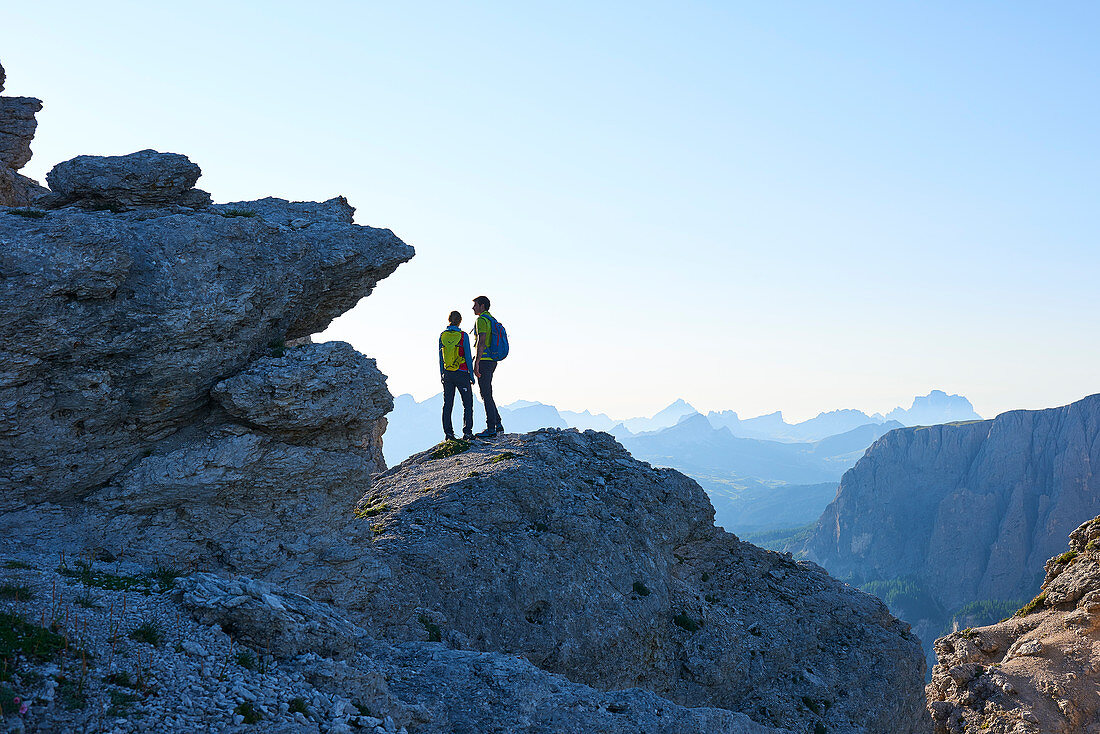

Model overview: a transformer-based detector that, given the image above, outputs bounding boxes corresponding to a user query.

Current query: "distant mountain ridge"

[384,389,981,466]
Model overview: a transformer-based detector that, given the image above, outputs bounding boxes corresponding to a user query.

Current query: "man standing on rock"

[472,295,504,437]
[439,310,475,441]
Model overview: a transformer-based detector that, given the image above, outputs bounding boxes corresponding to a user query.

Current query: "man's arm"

[473,331,486,377]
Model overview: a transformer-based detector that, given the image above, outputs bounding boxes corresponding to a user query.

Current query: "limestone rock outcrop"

[316,430,929,734]
[803,393,1100,649]
[0,59,49,206]
[0,159,413,509]
[927,515,1100,734]
[45,149,212,209]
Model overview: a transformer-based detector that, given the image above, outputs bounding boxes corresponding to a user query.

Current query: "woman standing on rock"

[439,310,475,441]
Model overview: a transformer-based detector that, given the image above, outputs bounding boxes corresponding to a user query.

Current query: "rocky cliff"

[803,394,1100,647]
[927,515,1100,734]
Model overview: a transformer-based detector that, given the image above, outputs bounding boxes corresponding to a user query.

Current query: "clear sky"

[5,2,1098,422]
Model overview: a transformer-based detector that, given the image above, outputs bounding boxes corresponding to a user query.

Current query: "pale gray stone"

[180,572,366,660]
[0,198,413,509]
[45,149,212,209]
[212,340,392,450]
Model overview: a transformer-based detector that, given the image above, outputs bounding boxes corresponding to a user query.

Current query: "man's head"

[472,295,490,315]
[448,310,462,326]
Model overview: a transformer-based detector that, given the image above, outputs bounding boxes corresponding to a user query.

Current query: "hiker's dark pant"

[442,370,473,437]
[478,360,502,430]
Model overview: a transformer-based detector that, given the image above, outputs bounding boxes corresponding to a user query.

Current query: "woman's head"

[448,310,462,326]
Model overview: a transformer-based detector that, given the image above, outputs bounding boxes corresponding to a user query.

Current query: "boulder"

[45,149,212,208]
[211,340,392,451]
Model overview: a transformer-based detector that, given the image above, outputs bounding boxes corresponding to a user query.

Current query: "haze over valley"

[384,389,981,533]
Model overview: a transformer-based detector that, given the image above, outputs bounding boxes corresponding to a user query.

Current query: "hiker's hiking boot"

[462,432,475,441]
[475,427,498,439]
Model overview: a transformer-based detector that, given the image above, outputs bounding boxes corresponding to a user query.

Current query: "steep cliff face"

[927,516,1100,734]
[804,393,1100,645]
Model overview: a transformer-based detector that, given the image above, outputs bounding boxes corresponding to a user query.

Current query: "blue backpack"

[482,314,509,361]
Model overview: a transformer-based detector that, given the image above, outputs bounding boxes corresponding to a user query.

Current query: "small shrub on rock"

[1015,593,1047,617]
[354,502,388,519]
[235,701,262,724]
[288,696,309,715]
[419,614,442,642]
[632,581,651,597]
[0,584,33,602]
[673,612,700,632]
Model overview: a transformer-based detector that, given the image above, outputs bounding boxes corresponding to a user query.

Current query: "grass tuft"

[220,208,257,218]
[354,502,388,519]
[57,675,86,710]
[129,620,163,647]
[489,452,517,464]
[429,438,471,460]
[236,650,256,671]
[235,700,262,724]
[289,696,309,715]
[0,611,67,664]
[107,689,138,716]
[1,560,33,570]
[152,565,181,590]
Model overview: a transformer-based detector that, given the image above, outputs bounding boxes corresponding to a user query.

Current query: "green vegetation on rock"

[1015,592,1047,617]
[429,438,471,460]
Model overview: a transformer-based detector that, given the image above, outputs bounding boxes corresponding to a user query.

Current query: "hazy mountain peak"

[886,389,981,426]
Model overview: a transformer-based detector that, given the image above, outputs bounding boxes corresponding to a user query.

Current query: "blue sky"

[5,2,1098,421]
